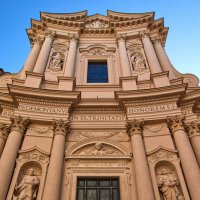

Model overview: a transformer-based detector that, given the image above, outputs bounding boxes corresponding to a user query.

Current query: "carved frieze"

[67,130,128,142]
[26,125,53,137]
[1,105,15,117]
[88,48,107,56]
[143,124,170,137]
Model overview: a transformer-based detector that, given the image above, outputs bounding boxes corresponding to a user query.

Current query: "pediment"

[65,139,132,159]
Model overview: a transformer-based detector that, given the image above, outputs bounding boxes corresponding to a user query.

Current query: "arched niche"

[147,146,190,200]
[12,161,42,200]
[155,161,184,200]
[6,146,49,200]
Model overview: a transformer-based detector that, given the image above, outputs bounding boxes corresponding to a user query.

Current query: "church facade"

[0,10,200,200]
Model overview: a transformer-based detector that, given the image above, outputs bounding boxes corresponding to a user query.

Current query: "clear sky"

[1,0,200,78]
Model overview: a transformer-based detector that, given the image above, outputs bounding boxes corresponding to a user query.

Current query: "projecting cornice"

[115,84,187,104]
[26,10,167,43]
[7,84,80,106]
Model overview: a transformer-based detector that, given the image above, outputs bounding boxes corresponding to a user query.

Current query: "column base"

[151,72,170,88]
[24,71,44,88]
[58,76,75,91]
[120,76,138,90]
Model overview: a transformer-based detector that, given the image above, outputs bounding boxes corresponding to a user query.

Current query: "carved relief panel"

[127,42,150,80]
[7,147,49,200]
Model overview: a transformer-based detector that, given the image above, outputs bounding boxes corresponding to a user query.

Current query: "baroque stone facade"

[0,10,200,200]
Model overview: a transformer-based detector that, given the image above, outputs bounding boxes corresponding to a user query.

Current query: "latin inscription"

[18,104,68,114]
[127,104,177,114]
[70,115,126,121]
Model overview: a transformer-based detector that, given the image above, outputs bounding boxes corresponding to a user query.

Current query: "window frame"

[87,60,109,84]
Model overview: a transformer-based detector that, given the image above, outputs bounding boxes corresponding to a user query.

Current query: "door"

[76,178,120,200]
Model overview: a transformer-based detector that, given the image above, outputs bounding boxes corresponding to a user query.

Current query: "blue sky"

[1,0,200,78]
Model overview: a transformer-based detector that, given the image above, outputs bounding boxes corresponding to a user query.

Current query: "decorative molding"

[85,20,109,28]
[143,124,170,137]
[148,147,178,164]
[26,126,53,136]
[18,146,50,164]
[67,130,128,141]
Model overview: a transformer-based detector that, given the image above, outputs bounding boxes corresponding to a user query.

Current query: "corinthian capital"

[68,33,79,41]
[126,119,144,137]
[10,116,30,133]
[167,115,185,133]
[0,124,10,140]
[45,30,56,39]
[185,121,200,138]
[116,33,127,42]
[139,30,150,39]
[52,119,69,136]
[32,35,43,45]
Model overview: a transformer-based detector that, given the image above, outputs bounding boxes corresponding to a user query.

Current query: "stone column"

[0,124,10,158]
[167,116,200,200]
[139,32,162,74]
[127,119,155,200]
[116,33,132,77]
[63,33,79,77]
[153,39,177,79]
[0,116,29,200]
[42,120,69,200]
[33,30,56,74]
[20,36,43,79]
[185,121,200,166]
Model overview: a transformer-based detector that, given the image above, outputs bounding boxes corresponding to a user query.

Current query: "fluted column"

[127,120,155,200]
[0,124,10,158]
[63,33,79,77]
[21,36,43,79]
[185,121,200,166]
[153,39,177,79]
[33,30,56,74]
[42,120,69,200]
[0,116,29,200]
[139,32,162,74]
[116,33,132,77]
[167,116,200,200]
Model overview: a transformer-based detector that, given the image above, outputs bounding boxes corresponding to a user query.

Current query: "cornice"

[7,84,80,106]
[115,84,187,103]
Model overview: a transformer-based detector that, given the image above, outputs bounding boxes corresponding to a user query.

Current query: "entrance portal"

[76,178,120,200]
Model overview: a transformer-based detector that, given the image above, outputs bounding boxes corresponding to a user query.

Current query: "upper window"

[87,61,108,83]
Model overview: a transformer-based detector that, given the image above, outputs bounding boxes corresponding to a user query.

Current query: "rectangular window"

[87,61,108,83]
[76,178,120,200]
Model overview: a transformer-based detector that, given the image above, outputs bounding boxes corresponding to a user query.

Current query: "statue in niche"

[13,168,40,200]
[157,168,184,200]
[49,52,63,70]
[131,53,146,72]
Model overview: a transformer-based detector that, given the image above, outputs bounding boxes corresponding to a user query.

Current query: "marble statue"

[157,169,184,200]
[131,53,146,72]
[50,52,63,70]
[14,168,40,200]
